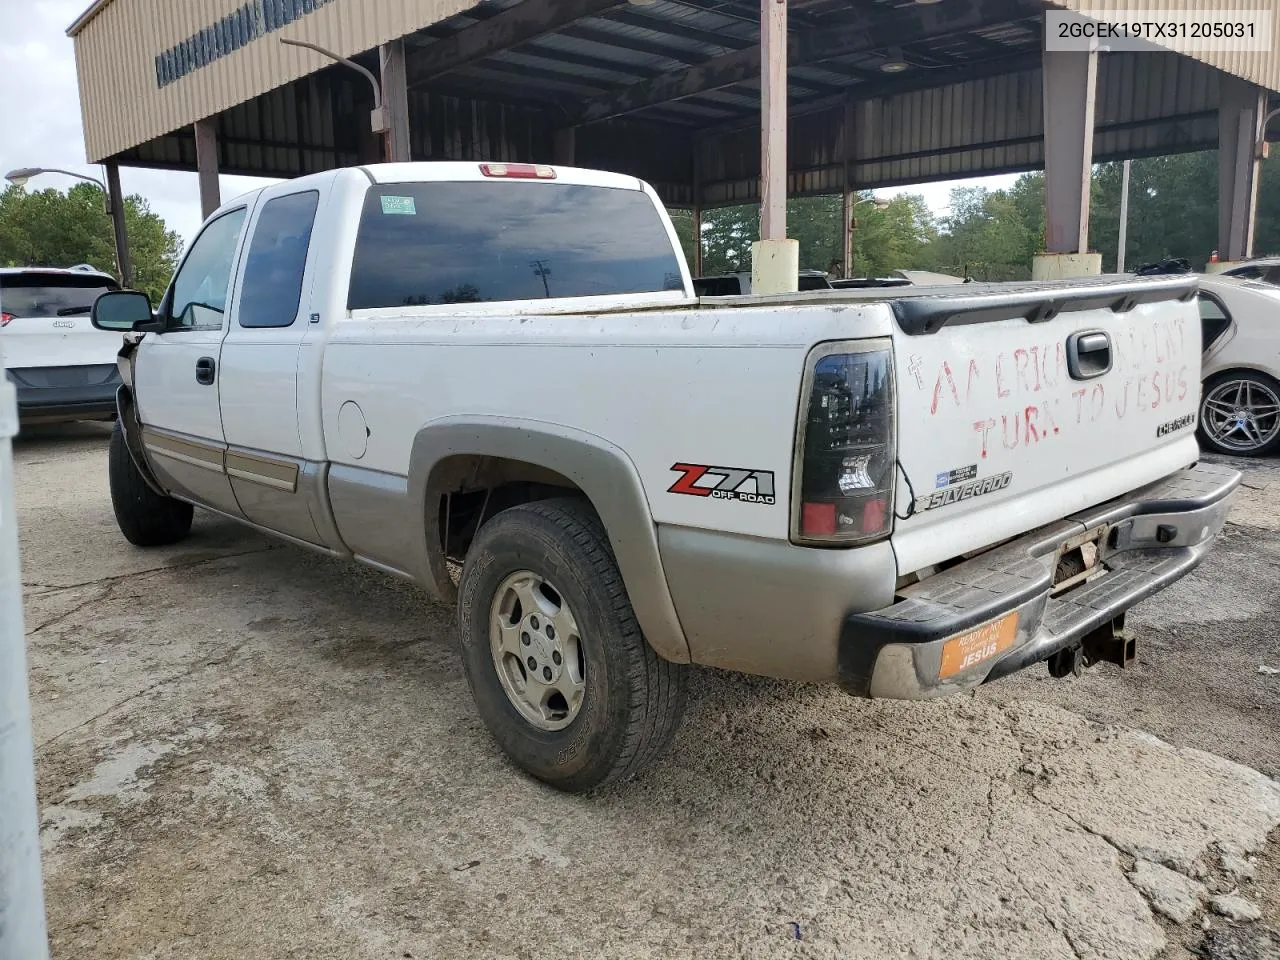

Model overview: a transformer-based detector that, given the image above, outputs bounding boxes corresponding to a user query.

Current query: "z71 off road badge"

[668,463,776,505]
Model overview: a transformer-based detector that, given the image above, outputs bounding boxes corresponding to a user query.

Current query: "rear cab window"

[347,181,685,310]
[0,272,119,322]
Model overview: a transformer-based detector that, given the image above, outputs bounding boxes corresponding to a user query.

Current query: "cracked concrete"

[18,424,1280,959]
[1129,861,1208,925]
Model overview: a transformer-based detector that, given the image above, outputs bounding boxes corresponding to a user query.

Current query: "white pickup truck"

[92,161,1238,792]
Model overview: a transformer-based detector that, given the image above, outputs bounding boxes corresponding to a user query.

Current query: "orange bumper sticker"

[939,612,1020,680]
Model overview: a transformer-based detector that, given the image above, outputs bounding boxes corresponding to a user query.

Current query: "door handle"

[195,356,216,385]
[1067,331,1112,380]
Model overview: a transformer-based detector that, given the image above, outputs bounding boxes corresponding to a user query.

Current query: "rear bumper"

[840,461,1240,699]
[6,365,120,424]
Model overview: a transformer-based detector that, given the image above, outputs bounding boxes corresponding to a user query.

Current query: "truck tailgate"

[887,276,1202,573]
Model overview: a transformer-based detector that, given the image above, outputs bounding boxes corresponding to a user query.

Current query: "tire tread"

[108,422,194,547]
[459,496,687,791]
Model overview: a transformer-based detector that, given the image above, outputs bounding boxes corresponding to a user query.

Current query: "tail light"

[0,313,13,327]
[791,340,895,545]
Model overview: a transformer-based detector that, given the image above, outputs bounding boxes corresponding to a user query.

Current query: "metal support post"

[759,0,787,243]
[104,162,132,287]
[379,39,412,163]
[1035,48,1101,279]
[751,0,798,295]
[1117,159,1131,273]
[1219,76,1265,262]
[194,118,221,219]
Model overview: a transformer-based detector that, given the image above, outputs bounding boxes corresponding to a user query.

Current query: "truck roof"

[213,161,653,223]
[360,161,646,192]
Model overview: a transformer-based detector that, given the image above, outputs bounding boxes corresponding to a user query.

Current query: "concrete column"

[379,39,412,163]
[1218,75,1265,263]
[553,127,576,166]
[194,118,221,220]
[1035,49,1102,279]
[103,162,132,288]
[751,0,798,295]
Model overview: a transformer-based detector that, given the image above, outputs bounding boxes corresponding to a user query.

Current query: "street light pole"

[848,194,890,279]
[4,167,132,287]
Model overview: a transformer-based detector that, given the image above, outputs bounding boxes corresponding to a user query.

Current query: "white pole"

[0,342,50,960]
[1117,158,1131,273]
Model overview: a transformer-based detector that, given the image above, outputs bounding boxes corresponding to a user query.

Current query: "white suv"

[0,266,123,425]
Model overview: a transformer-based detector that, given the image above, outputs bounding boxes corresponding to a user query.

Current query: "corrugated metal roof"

[71,0,1280,209]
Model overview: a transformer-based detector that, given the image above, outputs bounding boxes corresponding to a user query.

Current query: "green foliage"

[0,183,181,301]
[670,148,1280,281]
[679,193,938,277]
[924,179,1043,281]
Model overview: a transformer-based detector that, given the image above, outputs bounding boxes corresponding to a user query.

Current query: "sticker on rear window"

[380,195,416,216]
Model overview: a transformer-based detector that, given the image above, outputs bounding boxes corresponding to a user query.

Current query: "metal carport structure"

[67,0,1280,287]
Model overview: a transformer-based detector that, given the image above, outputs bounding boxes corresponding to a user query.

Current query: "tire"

[457,497,687,792]
[1198,370,1280,457]
[108,420,194,546]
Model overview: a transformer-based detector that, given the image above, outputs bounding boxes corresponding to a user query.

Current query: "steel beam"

[695,50,1040,140]
[554,127,576,164]
[1041,48,1097,254]
[1218,74,1265,261]
[760,0,787,242]
[380,39,412,162]
[407,0,625,88]
[194,118,221,219]
[573,0,1027,125]
[103,161,133,287]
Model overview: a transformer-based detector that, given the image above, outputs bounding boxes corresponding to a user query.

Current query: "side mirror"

[91,290,157,332]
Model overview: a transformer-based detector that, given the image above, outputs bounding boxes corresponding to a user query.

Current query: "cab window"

[238,191,319,328]
[168,208,247,329]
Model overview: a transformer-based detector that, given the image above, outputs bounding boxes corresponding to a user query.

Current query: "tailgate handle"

[1067,331,1112,380]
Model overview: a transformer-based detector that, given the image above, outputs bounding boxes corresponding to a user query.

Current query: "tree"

[0,183,181,301]
[672,192,937,277]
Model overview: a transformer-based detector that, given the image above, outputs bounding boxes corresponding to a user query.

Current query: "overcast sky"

[2,0,1019,251]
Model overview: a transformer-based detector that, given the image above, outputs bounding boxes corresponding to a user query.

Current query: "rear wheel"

[457,498,687,792]
[108,421,193,546]
[1198,370,1280,457]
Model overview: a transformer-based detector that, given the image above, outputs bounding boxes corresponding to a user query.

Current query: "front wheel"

[108,421,194,546]
[457,498,687,792]
[1198,370,1280,457]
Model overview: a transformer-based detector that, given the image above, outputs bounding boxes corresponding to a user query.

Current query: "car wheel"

[108,421,194,546]
[457,497,687,792]
[1198,371,1280,457]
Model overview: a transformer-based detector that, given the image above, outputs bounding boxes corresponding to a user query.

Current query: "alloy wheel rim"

[489,570,586,731]
[1202,378,1280,453]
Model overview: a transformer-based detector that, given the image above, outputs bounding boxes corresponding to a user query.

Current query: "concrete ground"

[17,422,1280,960]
